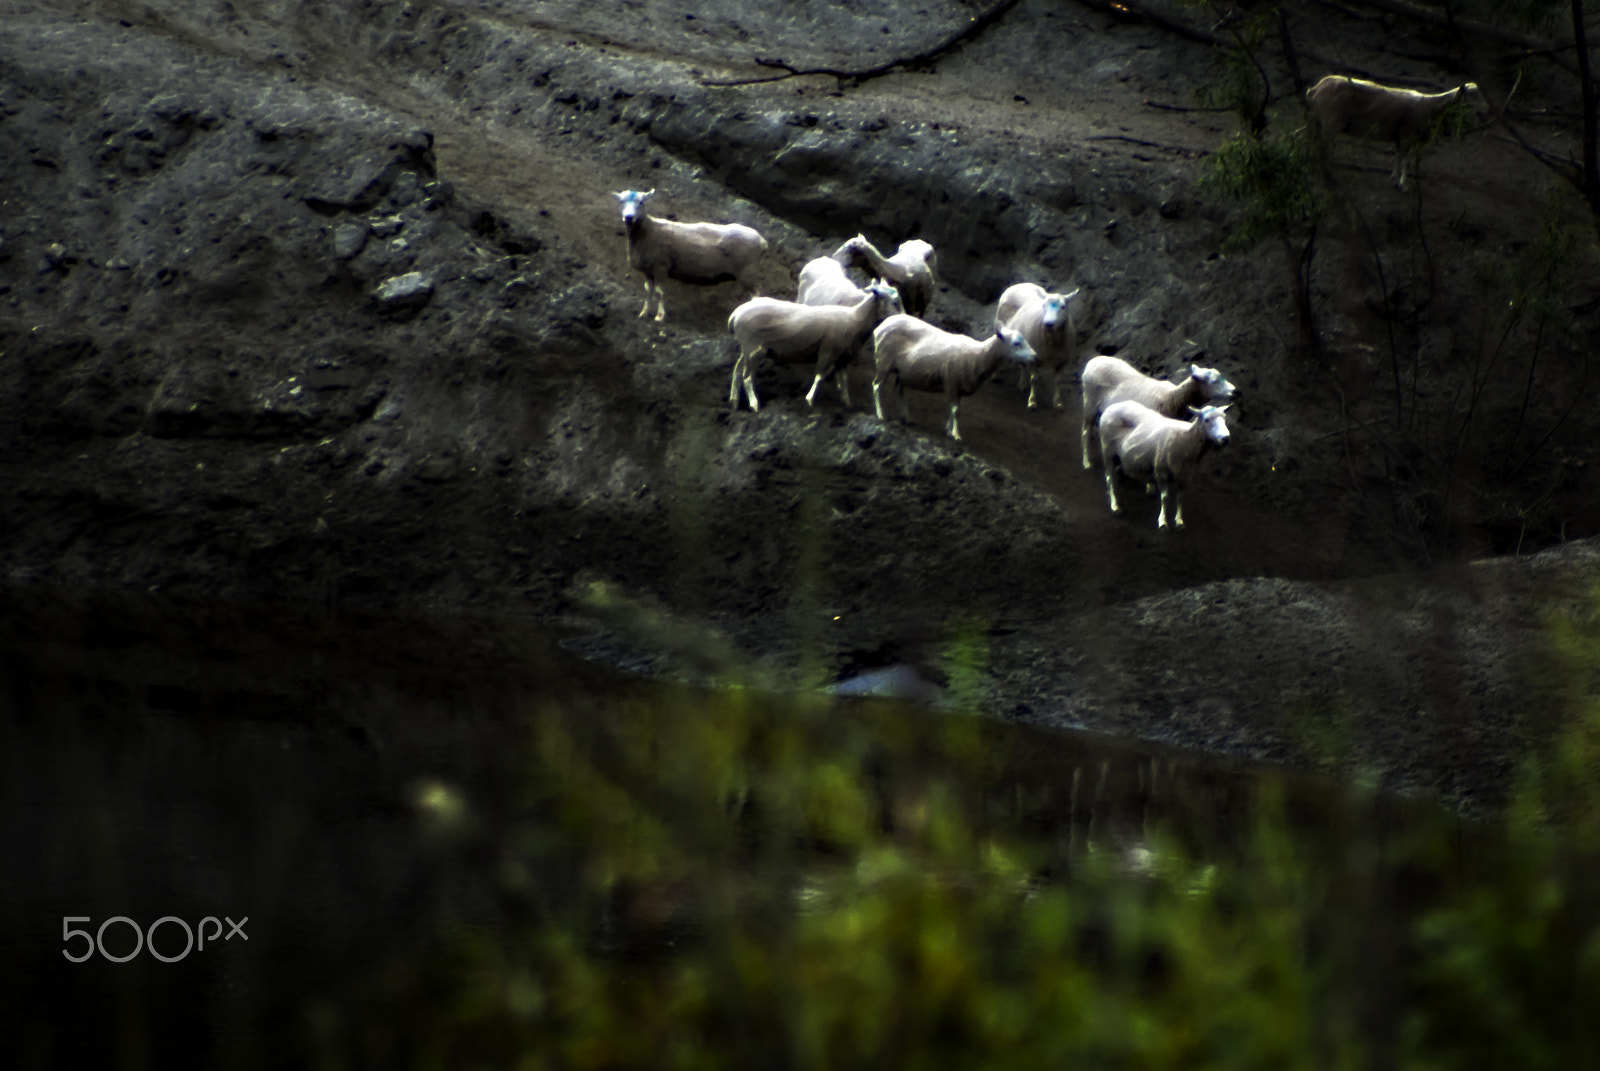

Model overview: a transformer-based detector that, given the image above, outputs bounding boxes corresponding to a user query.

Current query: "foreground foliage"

[322,591,1600,1070]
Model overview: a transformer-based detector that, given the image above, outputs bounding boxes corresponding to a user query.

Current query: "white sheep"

[847,235,938,317]
[872,314,1036,441]
[1305,74,1486,190]
[613,189,769,322]
[994,282,1081,410]
[1079,355,1239,469]
[728,281,903,412]
[1098,401,1231,529]
[795,236,874,308]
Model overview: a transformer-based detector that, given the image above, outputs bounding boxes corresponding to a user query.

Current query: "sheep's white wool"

[848,236,938,318]
[872,315,1035,441]
[613,189,768,322]
[796,237,874,309]
[1080,356,1238,469]
[1305,75,1485,190]
[995,282,1081,410]
[1099,402,1231,529]
[727,281,902,412]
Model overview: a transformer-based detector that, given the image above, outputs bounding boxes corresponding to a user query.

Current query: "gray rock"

[370,271,433,310]
[369,215,405,239]
[331,223,367,260]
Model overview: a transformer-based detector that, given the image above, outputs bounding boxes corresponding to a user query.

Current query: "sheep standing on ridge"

[728,281,903,412]
[1305,74,1486,190]
[613,189,769,322]
[1099,402,1231,530]
[1080,355,1239,469]
[847,235,938,317]
[995,282,1081,410]
[796,236,875,308]
[872,315,1036,441]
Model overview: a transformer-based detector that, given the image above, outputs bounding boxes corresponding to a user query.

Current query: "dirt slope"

[2,0,1599,811]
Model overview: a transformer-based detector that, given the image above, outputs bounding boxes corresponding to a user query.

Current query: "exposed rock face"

[2,0,1598,811]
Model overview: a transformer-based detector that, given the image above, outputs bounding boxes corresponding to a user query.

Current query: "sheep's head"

[614,189,655,225]
[1458,82,1490,124]
[1190,365,1240,405]
[998,326,1037,365]
[841,235,876,268]
[1041,288,1081,330]
[1187,405,1232,449]
[869,280,904,317]
[896,239,937,272]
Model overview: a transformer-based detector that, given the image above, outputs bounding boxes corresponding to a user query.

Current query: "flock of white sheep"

[614,187,1235,530]
[609,72,1483,530]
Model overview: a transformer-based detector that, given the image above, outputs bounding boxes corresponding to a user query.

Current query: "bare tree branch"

[1339,0,1580,76]
[1069,0,1228,48]
[702,0,1023,87]
[1572,0,1600,219]
[1494,126,1582,187]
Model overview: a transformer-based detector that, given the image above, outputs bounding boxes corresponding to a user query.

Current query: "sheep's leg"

[1156,475,1185,529]
[804,373,824,407]
[1050,372,1064,410]
[1017,366,1030,392]
[875,375,903,423]
[836,370,852,409]
[742,363,760,412]
[653,283,669,323]
[1103,460,1121,513]
[729,353,746,409]
[946,401,962,441]
[639,277,654,319]
[1026,368,1042,410]
[1081,419,1094,470]
[1394,146,1417,191]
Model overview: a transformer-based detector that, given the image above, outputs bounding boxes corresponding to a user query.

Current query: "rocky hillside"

[3,0,1599,811]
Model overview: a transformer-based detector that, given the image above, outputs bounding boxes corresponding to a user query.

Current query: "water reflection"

[3,584,1589,1068]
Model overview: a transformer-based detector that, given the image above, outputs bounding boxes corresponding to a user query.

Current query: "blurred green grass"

[314,586,1600,1070]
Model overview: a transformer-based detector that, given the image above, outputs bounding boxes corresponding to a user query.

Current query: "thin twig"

[1143,99,1233,113]
[1085,134,1168,149]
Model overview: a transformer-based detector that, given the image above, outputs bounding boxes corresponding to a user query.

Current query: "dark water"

[0,585,1473,1068]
